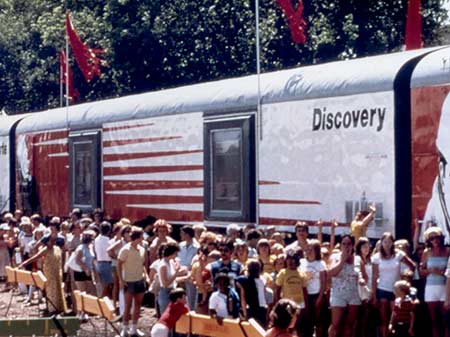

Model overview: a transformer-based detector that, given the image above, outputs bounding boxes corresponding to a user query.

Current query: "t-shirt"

[275,268,306,306]
[118,243,145,282]
[159,301,189,329]
[158,259,177,289]
[94,235,112,262]
[371,251,405,292]
[299,259,326,295]
[392,296,415,324]
[208,291,231,318]
[209,260,242,286]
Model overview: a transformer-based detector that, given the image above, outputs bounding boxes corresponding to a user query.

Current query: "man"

[284,221,309,254]
[118,227,149,337]
[178,226,199,310]
[94,221,113,297]
[246,229,262,258]
[423,94,450,244]
[207,239,242,287]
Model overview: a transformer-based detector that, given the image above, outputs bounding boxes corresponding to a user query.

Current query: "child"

[265,299,300,337]
[389,280,416,337]
[150,288,189,337]
[209,273,240,323]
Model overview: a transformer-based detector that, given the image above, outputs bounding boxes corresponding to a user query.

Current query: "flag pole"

[60,52,63,107]
[65,16,70,131]
[255,0,261,227]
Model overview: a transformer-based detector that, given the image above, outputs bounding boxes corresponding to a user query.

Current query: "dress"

[43,246,67,313]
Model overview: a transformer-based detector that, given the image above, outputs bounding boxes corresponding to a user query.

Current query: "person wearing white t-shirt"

[300,239,326,337]
[371,233,416,337]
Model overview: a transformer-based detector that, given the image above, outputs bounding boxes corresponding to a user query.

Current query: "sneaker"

[129,329,145,337]
[120,329,129,337]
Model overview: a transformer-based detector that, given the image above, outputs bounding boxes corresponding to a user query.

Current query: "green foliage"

[0,0,447,114]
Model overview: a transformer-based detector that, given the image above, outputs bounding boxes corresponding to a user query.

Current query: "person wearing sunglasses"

[207,239,242,288]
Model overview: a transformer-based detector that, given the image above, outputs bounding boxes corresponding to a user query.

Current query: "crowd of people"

[0,207,449,337]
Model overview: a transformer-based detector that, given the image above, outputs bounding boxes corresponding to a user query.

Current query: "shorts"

[96,261,113,284]
[74,271,92,282]
[150,322,169,337]
[376,289,395,301]
[330,289,362,307]
[125,280,146,294]
[425,285,446,302]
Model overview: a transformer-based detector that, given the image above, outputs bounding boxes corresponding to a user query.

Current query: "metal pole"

[255,0,261,227]
[65,18,70,130]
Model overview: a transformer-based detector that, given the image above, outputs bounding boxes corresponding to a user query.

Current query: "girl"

[371,232,416,337]
[265,299,300,337]
[300,239,327,337]
[420,227,449,337]
[328,235,361,337]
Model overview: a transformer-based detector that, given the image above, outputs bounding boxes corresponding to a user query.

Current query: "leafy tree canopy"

[0,0,447,113]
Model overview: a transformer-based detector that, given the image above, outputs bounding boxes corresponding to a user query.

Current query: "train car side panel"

[259,91,395,237]
[102,112,204,222]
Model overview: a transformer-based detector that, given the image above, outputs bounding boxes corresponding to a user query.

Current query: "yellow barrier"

[175,312,265,337]
[5,266,47,290]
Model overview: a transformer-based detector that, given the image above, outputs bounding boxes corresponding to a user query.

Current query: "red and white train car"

[1,46,449,240]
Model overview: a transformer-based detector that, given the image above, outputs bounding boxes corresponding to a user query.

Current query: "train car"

[4,46,448,240]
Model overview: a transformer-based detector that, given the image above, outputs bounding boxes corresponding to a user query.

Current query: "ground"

[0,285,158,337]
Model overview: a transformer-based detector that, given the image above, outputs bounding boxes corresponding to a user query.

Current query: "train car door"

[68,130,101,212]
[203,114,256,223]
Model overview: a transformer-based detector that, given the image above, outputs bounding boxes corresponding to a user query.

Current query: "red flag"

[60,50,80,102]
[65,13,103,82]
[276,0,307,44]
[405,0,422,50]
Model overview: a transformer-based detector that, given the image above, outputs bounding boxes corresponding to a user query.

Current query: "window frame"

[68,130,102,212]
[203,115,255,222]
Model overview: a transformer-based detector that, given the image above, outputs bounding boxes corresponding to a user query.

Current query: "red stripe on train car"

[258,181,281,185]
[103,149,203,162]
[103,136,182,147]
[105,194,203,204]
[106,205,204,222]
[259,217,347,227]
[103,122,155,132]
[31,130,68,141]
[259,199,321,205]
[104,165,203,176]
[104,180,204,190]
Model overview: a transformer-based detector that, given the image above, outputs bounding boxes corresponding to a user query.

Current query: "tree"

[0,0,447,114]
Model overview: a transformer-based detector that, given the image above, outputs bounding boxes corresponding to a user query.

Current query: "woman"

[257,239,276,274]
[108,223,131,315]
[371,232,416,337]
[117,226,149,337]
[300,239,327,337]
[420,227,449,337]
[158,243,187,314]
[265,299,300,337]
[234,240,249,268]
[236,259,269,327]
[73,230,96,295]
[19,234,67,314]
[328,235,361,337]
[149,219,176,263]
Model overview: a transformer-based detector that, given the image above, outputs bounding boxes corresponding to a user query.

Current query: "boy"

[389,280,416,337]
[150,288,189,337]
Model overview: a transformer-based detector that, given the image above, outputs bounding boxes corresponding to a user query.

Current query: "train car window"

[204,115,255,222]
[69,131,101,212]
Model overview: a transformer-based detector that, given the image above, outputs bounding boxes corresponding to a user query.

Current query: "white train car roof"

[16,47,440,134]
[411,46,450,87]
[0,114,29,136]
